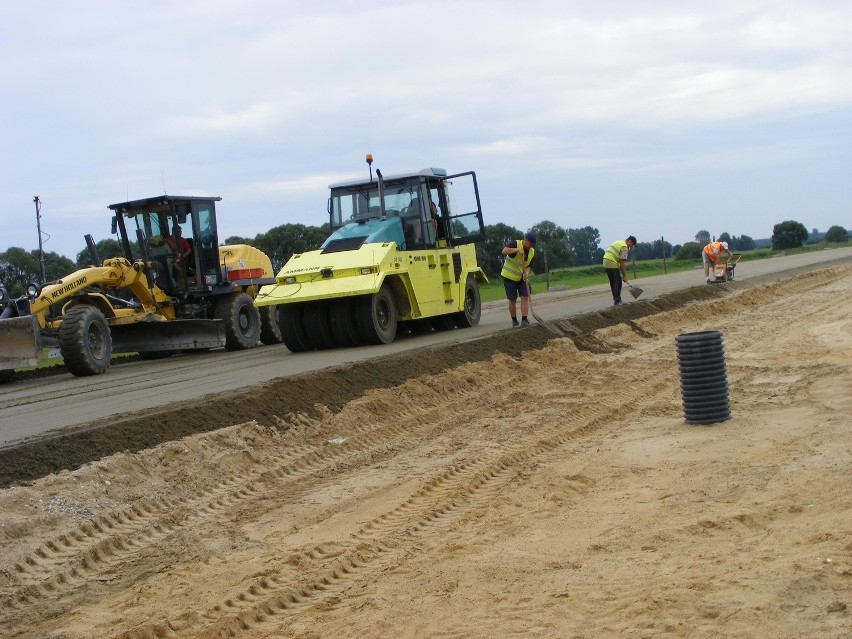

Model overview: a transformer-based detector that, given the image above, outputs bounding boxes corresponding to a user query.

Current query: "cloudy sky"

[2,0,850,259]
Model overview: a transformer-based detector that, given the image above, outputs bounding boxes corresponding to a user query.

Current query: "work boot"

[511,317,520,328]
[520,318,531,328]
[614,300,622,306]
[706,277,712,283]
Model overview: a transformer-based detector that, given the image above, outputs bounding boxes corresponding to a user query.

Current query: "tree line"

[1,219,847,298]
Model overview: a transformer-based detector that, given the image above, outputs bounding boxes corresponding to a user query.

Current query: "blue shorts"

[503,276,529,301]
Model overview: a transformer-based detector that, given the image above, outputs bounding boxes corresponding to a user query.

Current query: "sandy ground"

[0,264,849,639]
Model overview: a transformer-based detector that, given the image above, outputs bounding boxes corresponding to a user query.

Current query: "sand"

[0,264,849,638]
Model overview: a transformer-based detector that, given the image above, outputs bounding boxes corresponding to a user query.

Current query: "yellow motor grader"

[254,157,488,351]
[0,195,282,380]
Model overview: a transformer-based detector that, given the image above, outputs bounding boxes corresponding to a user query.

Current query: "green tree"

[734,235,755,251]
[632,242,656,261]
[566,226,601,266]
[253,223,329,271]
[0,248,39,297]
[651,238,673,258]
[75,238,125,268]
[825,225,848,243]
[0,248,75,297]
[529,220,571,273]
[476,223,523,278]
[694,230,711,245]
[675,242,702,260]
[771,220,808,250]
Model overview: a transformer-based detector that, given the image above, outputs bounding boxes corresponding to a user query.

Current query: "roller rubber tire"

[259,305,284,345]
[329,299,361,347]
[280,305,310,353]
[304,302,335,350]
[356,285,397,345]
[454,275,481,328]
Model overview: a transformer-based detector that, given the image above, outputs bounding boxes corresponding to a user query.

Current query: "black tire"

[258,305,284,345]
[215,292,261,351]
[355,284,397,345]
[59,304,112,377]
[454,275,481,328]
[303,302,335,350]
[329,298,361,347]
[280,305,310,353]
[0,369,14,384]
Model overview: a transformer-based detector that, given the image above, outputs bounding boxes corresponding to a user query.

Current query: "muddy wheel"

[215,292,261,350]
[258,305,284,345]
[59,304,112,377]
[329,299,361,347]
[280,305,310,353]
[355,284,397,345]
[454,275,481,328]
[303,302,335,350]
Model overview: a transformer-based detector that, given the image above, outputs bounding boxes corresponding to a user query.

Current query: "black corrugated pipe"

[676,330,731,424]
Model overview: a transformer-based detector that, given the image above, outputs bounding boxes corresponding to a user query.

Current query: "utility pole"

[661,236,668,274]
[33,196,47,284]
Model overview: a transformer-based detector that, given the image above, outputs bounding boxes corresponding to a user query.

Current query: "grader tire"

[215,292,261,350]
[454,275,482,328]
[58,304,112,377]
[356,284,397,345]
[258,305,284,345]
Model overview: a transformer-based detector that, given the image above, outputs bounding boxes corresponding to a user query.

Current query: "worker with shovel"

[501,231,536,327]
[602,235,637,306]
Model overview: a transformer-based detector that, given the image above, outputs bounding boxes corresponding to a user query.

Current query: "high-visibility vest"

[501,240,534,281]
[703,241,723,260]
[603,240,628,267]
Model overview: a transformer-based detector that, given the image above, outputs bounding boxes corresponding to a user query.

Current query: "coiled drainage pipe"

[676,330,731,424]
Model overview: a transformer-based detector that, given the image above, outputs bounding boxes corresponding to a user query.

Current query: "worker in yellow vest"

[703,240,734,282]
[501,231,536,327]
[602,235,637,306]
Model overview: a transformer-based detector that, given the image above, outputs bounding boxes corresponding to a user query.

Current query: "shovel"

[526,280,564,336]
[627,282,643,299]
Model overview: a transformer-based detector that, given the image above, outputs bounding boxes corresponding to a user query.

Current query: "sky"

[2,0,851,260]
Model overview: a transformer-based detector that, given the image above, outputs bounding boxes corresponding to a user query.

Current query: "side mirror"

[111,216,117,235]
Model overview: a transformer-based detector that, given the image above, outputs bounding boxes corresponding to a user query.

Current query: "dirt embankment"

[0,264,849,638]
[0,283,731,488]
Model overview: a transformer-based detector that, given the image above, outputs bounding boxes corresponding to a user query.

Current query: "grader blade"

[110,319,226,354]
[0,315,41,370]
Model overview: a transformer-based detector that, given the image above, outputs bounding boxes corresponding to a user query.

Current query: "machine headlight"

[360,267,375,275]
[26,283,41,299]
[284,276,297,284]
